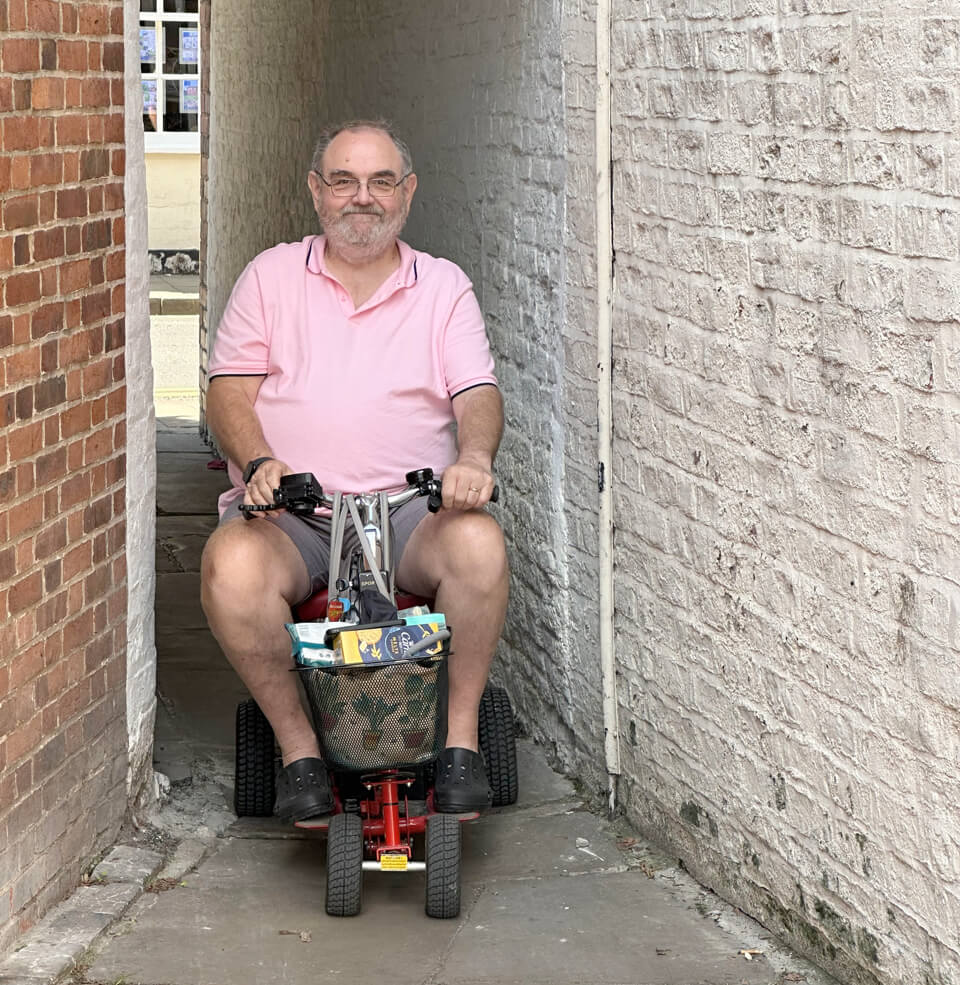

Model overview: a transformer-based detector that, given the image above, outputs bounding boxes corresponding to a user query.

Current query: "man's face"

[308,128,417,259]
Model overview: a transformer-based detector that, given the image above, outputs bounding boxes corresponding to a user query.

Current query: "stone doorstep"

[150,295,201,316]
[0,844,179,984]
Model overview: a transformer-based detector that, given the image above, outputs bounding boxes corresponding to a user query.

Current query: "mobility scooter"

[232,469,518,918]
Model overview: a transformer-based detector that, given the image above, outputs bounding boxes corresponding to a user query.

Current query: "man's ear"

[404,172,418,208]
[307,170,323,210]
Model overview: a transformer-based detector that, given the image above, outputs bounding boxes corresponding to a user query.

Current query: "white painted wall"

[609,5,960,984]
[205,1,326,364]
[145,153,201,251]
[123,0,157,802]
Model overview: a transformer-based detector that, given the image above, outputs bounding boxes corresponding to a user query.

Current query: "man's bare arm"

[207,375,288,507]
[444,384,503,510]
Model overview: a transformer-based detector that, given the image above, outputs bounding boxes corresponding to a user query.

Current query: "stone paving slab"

[156,839,209,883]
[82,833,784,985]
[157,461,227,516]
[461,808,626,882]
[443,870,777,985]
[156,572,207,630]
[156,418,211,454]
[157,514,218,572]
[85,838,455,985]
[511,737,577,808]
[157,666,248,755]
[0,885,139,981]
[92,846,163,886]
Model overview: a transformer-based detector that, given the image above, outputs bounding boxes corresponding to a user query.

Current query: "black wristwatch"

[242,456,273,484]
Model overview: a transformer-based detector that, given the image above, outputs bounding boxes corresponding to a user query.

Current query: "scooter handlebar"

[239,469,500,517]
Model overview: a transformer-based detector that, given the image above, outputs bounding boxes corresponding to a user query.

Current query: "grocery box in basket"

[332,618,446,665]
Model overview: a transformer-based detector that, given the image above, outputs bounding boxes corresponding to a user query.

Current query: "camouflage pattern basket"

[298,653,448,772]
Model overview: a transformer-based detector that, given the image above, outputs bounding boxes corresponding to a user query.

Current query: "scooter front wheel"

[326,812,363,916]
[425,813,461,919]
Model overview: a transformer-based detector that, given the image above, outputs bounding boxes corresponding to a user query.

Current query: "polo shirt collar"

[306,235,418,287]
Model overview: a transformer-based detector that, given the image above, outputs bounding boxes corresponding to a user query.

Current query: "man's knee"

[201,519,307,613]
[436,511,508,589]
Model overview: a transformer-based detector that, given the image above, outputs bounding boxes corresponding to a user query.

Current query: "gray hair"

[310,119,414,175]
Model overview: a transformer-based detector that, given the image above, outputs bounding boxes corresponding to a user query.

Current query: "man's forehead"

[323,128,404,173]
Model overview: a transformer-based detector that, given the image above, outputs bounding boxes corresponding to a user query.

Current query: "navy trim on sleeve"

[451,381,498,400]
[208,373,268,380]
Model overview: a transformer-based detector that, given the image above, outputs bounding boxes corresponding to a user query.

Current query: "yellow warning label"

[379,853,409,871]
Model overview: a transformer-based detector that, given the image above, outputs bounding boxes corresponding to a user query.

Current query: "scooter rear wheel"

[326,812,363,916]
[479,685,519,807]
[425,813,461,918]
[234,699,276,817]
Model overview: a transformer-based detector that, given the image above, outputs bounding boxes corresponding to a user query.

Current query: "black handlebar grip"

[406,468,434,485]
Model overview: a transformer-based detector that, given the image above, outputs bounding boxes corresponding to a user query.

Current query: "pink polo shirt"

[208,235,497,515]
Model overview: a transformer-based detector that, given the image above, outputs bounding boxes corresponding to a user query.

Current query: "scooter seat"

[293,589,434,623]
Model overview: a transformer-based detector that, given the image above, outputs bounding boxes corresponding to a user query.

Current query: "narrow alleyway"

[66,307,840,985]
[0,299,842,985]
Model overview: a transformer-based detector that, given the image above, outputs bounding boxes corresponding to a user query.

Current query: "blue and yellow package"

[332,619,446,665]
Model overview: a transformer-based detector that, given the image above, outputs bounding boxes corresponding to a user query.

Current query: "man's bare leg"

[200,517,320,766]
[395,509,509,751]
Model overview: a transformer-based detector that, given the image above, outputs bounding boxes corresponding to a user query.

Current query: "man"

[200,120,508,822]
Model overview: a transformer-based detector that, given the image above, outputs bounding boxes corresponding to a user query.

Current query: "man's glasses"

[314,171,412,198]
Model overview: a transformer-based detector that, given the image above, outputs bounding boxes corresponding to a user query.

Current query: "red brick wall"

[0,0,129,951]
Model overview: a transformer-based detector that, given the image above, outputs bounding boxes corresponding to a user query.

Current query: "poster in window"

[180,78,199,114]
[179,26,199,65]
[139,26,156,65]
[142,78,158,112]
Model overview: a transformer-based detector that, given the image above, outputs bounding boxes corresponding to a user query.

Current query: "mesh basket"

[298,654,448,772]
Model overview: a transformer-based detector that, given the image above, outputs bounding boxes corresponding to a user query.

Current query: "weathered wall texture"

[202,0,327,399]
[609,4,960,984]
[123,0,157,807]
[0,0,130,951]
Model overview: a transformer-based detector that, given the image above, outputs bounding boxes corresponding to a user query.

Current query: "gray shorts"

[220,495,431,602]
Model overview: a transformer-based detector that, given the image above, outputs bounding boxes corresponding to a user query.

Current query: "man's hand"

[442,456,495,511]
[243,458,293,515]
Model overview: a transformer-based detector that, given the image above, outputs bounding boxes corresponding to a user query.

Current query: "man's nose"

[352,181,374,204]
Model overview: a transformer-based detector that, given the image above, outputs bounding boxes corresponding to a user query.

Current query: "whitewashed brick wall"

[124,0,156,801]
[610,4,960,984]
[203,1,326,381]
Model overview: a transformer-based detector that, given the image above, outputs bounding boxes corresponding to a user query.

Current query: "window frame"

[140,5,201,154]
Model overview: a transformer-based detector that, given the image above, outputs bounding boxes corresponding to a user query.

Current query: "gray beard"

[320,204,407,257]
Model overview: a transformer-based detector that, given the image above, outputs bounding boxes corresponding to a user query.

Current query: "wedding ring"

[469,486,480,492]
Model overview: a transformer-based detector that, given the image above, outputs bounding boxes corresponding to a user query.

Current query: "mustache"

[341,206,384,216]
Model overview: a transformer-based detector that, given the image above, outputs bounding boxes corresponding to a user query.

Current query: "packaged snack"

[332,620,447,665]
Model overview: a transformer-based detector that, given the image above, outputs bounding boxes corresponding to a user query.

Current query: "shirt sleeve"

[442,286,497,397]
[208,259,270,377]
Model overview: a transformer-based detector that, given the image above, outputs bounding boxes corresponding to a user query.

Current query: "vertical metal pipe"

[595,0,621,813]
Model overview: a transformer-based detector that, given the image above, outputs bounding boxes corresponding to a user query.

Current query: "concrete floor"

[81,365,843,985]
